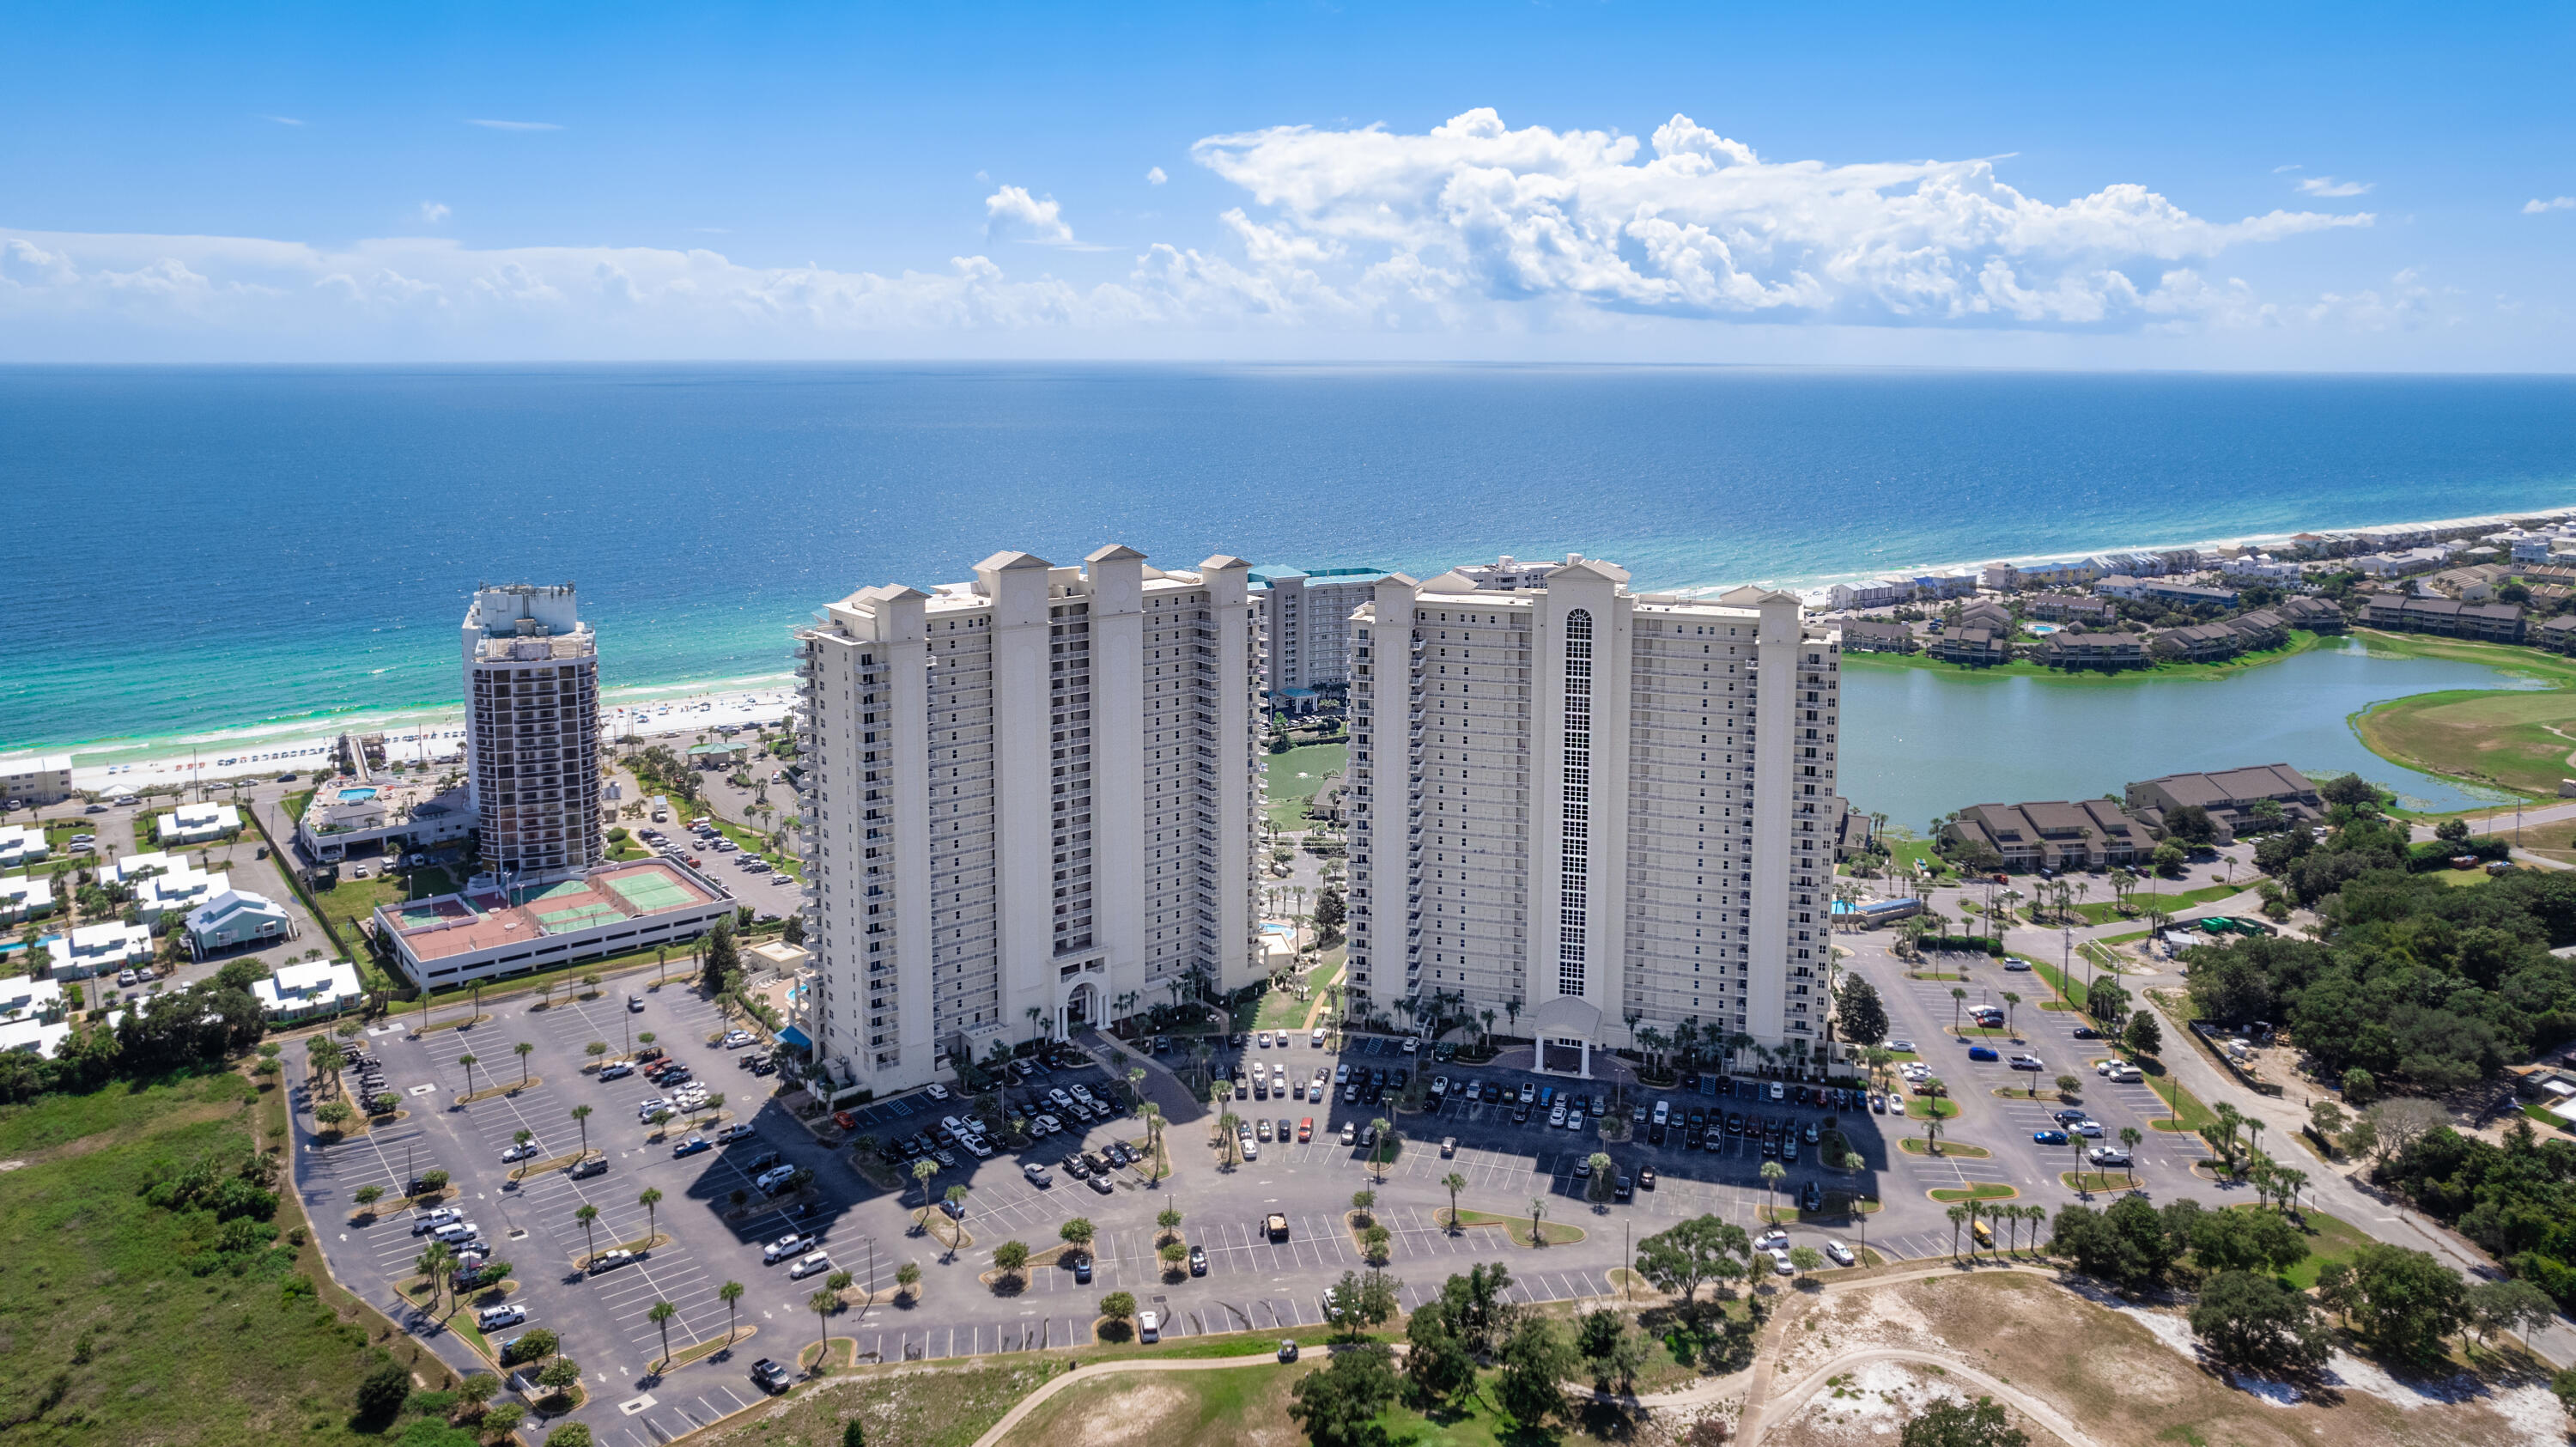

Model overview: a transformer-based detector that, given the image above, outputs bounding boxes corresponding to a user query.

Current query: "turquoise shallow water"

[6,364,2575,761]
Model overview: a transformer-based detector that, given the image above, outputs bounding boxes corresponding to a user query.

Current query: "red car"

[831,1110,859,1131]
[1297,1117,1313,1142]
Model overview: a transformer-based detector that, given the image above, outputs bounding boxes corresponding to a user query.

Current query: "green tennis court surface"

[512,879,592,906]
[536,903,625,932]
[605,872,694,913]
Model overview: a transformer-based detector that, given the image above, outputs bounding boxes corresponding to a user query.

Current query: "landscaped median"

[1927,1183,2019,1204]
[1897,1136,1989,1158]
[1432,1206,1586,1247]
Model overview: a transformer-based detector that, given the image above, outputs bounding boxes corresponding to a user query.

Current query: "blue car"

[2032,1129,2070,1145]
[1967,1046,2001,1061]
[671,1136,711,1158]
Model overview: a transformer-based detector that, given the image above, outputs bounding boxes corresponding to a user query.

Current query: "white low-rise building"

[108,850,177,885]
[0,752,75,806]
[2,872,54,923]
[1824,577,1916,610]
[155,802,243,846]
[252,959,364,1021]
[0,975,64,1024]
[63,921,155,978]
[0,824,48,869]
[140,866,228,921]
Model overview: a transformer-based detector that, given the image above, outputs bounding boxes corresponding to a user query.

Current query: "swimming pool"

[337,787,378,802]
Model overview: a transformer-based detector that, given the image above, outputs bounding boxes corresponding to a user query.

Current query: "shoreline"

[19,497,2576,786]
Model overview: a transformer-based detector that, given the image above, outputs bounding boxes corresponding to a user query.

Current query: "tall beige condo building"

[793,546,1264,1097]
[1346,558,1842,1076]
[462,584,603,880]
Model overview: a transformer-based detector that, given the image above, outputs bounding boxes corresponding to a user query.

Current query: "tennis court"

[603,868,701,914]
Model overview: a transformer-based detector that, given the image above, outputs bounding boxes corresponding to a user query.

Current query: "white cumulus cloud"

[2525,197,2576,214]
[1188,107,2372,325]
[1147,166,1169,185]
[984,185,1078,246]
[0,107,2412,358]
[2293,175,2372,198]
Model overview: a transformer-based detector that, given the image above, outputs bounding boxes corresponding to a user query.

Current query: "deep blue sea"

[8,365,2576,763]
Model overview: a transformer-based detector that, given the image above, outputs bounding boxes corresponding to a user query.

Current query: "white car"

[1547,1105,1568,1128]
[1886,1039,1917,1053]
[1138,1310,1160,1343]
[723,1031,755,1049]
[433,1221,481,1244]
[1430,1077,1449,1098]
[477,1304,526,1330]
[500,1142,540,1163]
[1048,1088,1074,1110]
[1030,1115,1061,1135]
[925,1082,951,1101]
[1023,1161,1054,1186]
[1753,1228,1789,1253]
[1239,1134,1260,1160]
[636,1097,671,1118]
[762,1233,811,1263]
[1771,1250,1796,1275]
[1334,1064,1351,1084]
[787,1251,834,1280]
[1311,1028,1325,1047]
[2074,1120,2105,1138]
[1825,1241,1856,1267]
[716,1123,756,1143]
[411,1207,461,1235]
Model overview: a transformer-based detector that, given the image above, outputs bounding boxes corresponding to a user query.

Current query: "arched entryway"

[1054,980,1100,1039]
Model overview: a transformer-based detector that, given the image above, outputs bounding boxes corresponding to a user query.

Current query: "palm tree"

[574,1204,599,1264]
[720,1280,745,1343]
[458,1053,480,1098]
[1139,1102,1163,1174]
[2117,1127,2142,1186]
[1759,1158,1787,1221]
[571,1104,593,1158]
[514,1040,535,1087]
[639,1187,664,1244]
[416,1242,456,1315]
[912,1158,938,1210]
[2000,992,2020,1038]
[1442,1171,1467,1233]
[943,1184,969,1240]
[647,1299,677,1371]
[1922,1115,1944,1156]
[1369,1116,1393,1183]
[1945,1203,1969,1259]
[809,1287,837,1371]
[1948,988,1966,1037]
[1528,1195,1546,1247]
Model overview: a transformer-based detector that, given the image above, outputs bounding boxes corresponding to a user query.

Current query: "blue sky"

[4,2,2572,367]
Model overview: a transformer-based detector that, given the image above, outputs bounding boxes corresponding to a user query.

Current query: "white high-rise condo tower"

[1346,558,1842,1078]
[462,584,602,881]
[793,546,1264,1097]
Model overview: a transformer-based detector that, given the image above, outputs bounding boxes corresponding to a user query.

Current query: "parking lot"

[298,950,2239,1447]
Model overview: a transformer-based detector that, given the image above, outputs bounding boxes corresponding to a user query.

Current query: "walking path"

[967,1344,1374,1447]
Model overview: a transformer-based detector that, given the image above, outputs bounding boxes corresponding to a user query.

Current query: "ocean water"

[7,364,2576,757]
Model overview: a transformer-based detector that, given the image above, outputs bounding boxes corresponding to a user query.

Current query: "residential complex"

[374,857,734,988]
[462,584,604,880]
[2126,765,2324,842]
[1941,799,2151,871]
[1345,556,1843,1079]
[790,545,1265,1099]
[1249,565,1394,696]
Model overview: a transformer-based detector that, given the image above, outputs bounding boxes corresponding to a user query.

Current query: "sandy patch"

[1060,1380,1188,1447]
[1771,1359,1999,1446]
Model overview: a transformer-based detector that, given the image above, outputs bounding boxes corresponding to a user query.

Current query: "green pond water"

[1838,638,2544,830]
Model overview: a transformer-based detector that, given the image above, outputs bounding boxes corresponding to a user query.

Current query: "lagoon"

[1838,639,2540,830]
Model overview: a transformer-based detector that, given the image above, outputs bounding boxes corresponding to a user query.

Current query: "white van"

[1138,1310,1160,1343]
[787,1251,835,1280]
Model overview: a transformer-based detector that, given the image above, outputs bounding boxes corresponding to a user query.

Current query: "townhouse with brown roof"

[2038,629,2148,670]
[2025,593,2117,624]
[2360,594,2527,643]
[2538,614,2576,654]
[1839,617,1917,654]
[2125,764,2322,843]
[2150,621,2244,662]
[2275,594,2346,632]
[2226,609,2288,650]
[1928,624,2011,666]
[1941,798,2151,871]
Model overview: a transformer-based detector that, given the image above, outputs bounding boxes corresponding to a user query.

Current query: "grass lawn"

[2348,631,2576,796]
[307,862,460,950]
[996,1358,1312,1447]
[2063,883,2245,926]
[708,815,804,881]
[1264,742,1347,828]
[2137,1057,2220,1132]
[1929,1183,2018,1202]
[1254,947,1341,1031]
[2060,1170,2138,1193]
[2023,954,2089,1010]
[0,1068,441,1447]
[1437,1206,1588,1246]
[1897,1136,1990,1158]
[2274,1207,2377,1290]
[705,1359,1067,1447]
[1903,1097,1962,1121]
